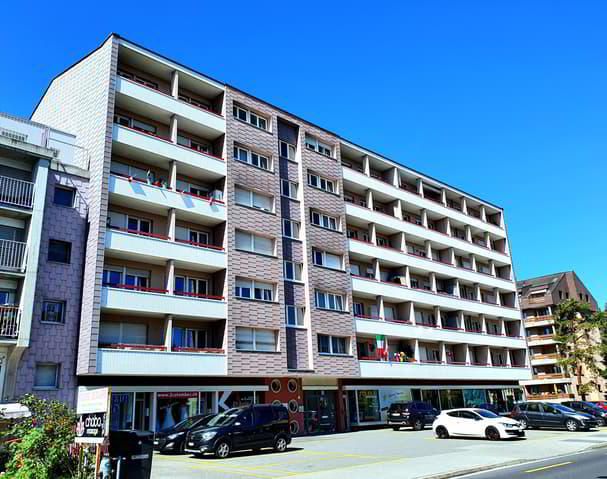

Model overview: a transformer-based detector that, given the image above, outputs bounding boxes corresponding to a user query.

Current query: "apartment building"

[0,112,88,405]
[29,34,530,434]
[518,271,605,402]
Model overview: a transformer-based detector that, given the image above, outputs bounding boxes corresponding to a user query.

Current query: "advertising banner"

[75,387,110,444]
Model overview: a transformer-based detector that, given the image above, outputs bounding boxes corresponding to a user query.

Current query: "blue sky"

[2,1,605,306]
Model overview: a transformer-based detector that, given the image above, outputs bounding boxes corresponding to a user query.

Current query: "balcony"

[116,76,225,136]
[96,346,227,376]
[112,124,226,179]
[101,285,226,319]
[530,353,559,365]
[351,275,521,320]
[532,373,566,380]
[359,359,530,381]
[0,306,21,340]
[524,315,554,325]
[342,166,505,236]
[105,228,225,273]
[109,173,225,224]
[526,334,557,346]
[0,176,34,210]
[0,239,26,273]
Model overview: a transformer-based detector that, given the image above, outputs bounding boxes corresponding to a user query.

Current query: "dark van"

[387,401,438,431]
[185,404,291,458]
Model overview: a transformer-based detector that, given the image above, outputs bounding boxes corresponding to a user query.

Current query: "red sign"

[157,391,198,399]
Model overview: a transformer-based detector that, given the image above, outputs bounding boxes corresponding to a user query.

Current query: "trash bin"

[108,430,154,479]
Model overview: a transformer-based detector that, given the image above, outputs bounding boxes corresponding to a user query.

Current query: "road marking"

[524,461,573,473]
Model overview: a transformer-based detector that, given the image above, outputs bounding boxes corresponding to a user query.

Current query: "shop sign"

[75,412,107,442]
[157,391,198,400]
[75,387,110,444]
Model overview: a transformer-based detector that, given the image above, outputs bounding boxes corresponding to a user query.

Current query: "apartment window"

[175,276,208,297]
[282,219,301,239]
[172,327,207,349]
[233,105,269,131]
[117,70,158,90]
[318,335,348,355]
[48,240,71,263]
[284,261,303,282]
[114,114,157,135]
[304,135,332,157]
[41,301,65,324]
[176,226,209,246]
[34,363,59,389]
[235,230,275,256]
[110,161,151,182]
[279,140,297,161]
[307,172,336,194]
[235,186,273,212]
[176,179,210,198]
[285,305,305,327]
[310,210,339,231]
[236,327,277,352]
[127,216,152,234]
[353,302,364,316]
[315,290,345,311]
[235,278,274,302]
[312,249,343,270]
[53,186,75,207]
[99,322,147,345]
[233,146,271,171]
[177,135,210,154]
[281,180,299,200]
[102,267,149,289]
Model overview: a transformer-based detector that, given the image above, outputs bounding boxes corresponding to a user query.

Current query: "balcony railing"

[527,393,573,400]
[532,373,566,380]
[524,314,554,324]
[0,176,34,209]
[108,283,225,301]
[0,306,21,338]
[0,239,26,272]
[102,343,225,354]
[108,226,225,252]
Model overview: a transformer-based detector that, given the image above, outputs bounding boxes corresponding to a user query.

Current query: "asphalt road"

[459,448,607,479]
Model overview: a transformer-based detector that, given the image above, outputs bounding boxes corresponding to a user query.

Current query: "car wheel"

[392,426,400,431]
[274,436,288,453]
[413,419,425,431]
[598,418,606,427]
[435,426,449,439]
[485,427,501,441]
[214,440,231,459]
[565,419,579,432]
[519,418,528,430]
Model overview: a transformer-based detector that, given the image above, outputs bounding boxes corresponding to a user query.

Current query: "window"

[284,261,303,282]
[282,219,300,239]
[114,114,157,135]
[117,70,158,90]
[48,240,71,263]
[312,249,343,270]
[53,187,75,207]
[318,335,348,355]
[279,140,297,161]
[233,146,271,171]
[314,290,345,311]
[102,267,149,289]
[310,210,339,231]
[174,276,208,297]
[177,135,210,153]
[281,180,299,200]
[232,105,269,130]
[235,230,275,256]
[178,93,211,110]
[304,135,332,157]
[34,363,59,389]
[176,226,210,246]
[41,301,65,323]
[172,327,207,349]
[235,278,274,302]
[235,186,273,212]
[285,305,305,327]
[235,327,277,352]
[127,216,152,234]
[110,161,151,182]
[99,322,147,345]
[307,172,336,194]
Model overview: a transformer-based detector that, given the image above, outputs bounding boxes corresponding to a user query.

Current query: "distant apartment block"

[518,271,605,402]
[26,34,531,433]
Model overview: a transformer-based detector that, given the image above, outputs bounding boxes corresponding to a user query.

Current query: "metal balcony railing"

[0,239,26,271]
[0,306,21,338]
[0,176,34,209]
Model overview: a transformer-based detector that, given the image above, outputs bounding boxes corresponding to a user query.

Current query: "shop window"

[156,392,199,431]
[357,390,380,422]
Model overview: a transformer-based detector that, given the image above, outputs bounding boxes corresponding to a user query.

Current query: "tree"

[553,299,607,400]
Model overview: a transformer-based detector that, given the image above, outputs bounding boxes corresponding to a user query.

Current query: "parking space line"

[524,461,573,473]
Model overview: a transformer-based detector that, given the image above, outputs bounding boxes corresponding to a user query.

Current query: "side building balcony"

[0,306,21,342]
[0,175,35,212]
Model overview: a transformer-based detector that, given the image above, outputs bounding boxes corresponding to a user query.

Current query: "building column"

[465,345,471,365]
[449,247,456,265]
[373,259,381,281]
[166,259,175,294]
[414,339,420,362]
[474,283,482,301]
[480,205,487,222]
[480,314,487,333]
[167,208,177,241]
[408,302,416,324]
[453,279,461,298]
[416,178,424,197]
[397,231,407,252]
[164,315,174,350]
[487,348,493,366]
[461,197,468,215]
[363,155,371,176]
[434,306,442,328]
[392,199,402,220]
[171,70,179,98]
[489,260,496,277]
[429,272,437,293]
[369,223,377,245]
[470,254,477,271]
[440,188,447,206]
[440,342,447,363]
[493,288,501,306]
[500,319,506,335]
[484,231,491,249]
[377,295,385,320]
[445,217,452,236]
[170,115,178,144]
[465,225,472,242]
[457,310,465,330]
[506,349,512,367]
[424,240,432,259]
[390,167,399,187]
[421,209,428,228]
[169,160,177,190]
[404,265,411,288]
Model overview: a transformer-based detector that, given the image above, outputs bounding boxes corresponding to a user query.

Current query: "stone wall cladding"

[31,36,119,374]
[14,171,88,405]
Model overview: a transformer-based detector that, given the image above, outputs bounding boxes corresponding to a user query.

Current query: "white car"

[432,408,525,440]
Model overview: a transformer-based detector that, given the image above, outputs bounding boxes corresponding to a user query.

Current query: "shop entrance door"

[304,390,337,434]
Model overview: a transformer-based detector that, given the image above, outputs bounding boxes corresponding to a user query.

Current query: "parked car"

[433,408,524,440]
[387,401,438,431]
[592,401,607,412]
[184,404,291,458]
[562,401,607,426]
[511,402,598,431]
[154,414,215,453]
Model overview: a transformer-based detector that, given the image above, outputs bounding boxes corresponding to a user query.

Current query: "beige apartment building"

[518,271,605,402]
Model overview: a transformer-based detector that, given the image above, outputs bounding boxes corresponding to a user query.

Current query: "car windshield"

[475,409,499,418]
[172,416,202,431]
[206,409,242,427]
[583,402,601,410]
[552,404,576,413]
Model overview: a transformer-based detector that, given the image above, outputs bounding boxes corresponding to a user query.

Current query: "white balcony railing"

[0,176,34,209]
[0,239,26,271]
[0,306,21,338]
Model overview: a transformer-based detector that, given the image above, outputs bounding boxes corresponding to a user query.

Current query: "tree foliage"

[553,299,607,398]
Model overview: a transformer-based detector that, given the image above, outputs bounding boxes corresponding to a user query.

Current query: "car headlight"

[202,431,216,441]
[167,432,184,440]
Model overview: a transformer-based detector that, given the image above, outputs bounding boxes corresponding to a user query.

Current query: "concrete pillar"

[390,167,399,187]
[506,349,512,367]
[166,259,175,294]
[457,310,465,330]
[500,319,506,335]
[453,279,461,298]
[470,254,477,271]
[169,160,177,190]
[480,315,487,333]
[416,178,424,197]
[494,288,501,306]
[424,240,432,259]
[440,188,447,206]
[440,342,447,363]
[484,231,491,249]
[167,208,177,241]
[475,284,482,301]
[430,272,437,293]
[363,155,370,176]
[445,217,452,236]
[449,248,456,265]
[489,260,496,277]
[465,225,472,242]
[465,345,471,365]
[461,197,468,215]
[377,295,385,320]
[369,223,377,245]
[434,306,442,328]
[392,199,402,220]
[414,339,420,362]
[421,209,428,228]
[373,259,381,281]
[365,189,374,210]
[170,115,178,143]
[397,232,407,251]
[487,348,493,366]
[404,265,411,288]
[408,302,416,324]
[164,315,174,350]
[171,70,179,98]
[480,205,487,222]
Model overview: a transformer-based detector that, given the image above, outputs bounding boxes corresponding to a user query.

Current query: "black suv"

[154,414,214,453]
[562,401,607,426]
[511,402,598,431]
[387,401,438,431]
[184,404,291,458]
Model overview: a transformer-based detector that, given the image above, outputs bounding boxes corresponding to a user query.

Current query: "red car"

[592,401,607,411]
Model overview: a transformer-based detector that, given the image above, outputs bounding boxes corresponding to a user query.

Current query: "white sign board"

[75,387,110,444]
